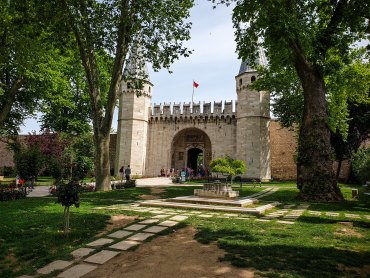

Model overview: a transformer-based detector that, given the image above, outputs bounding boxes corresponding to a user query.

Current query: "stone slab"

[326,212,340,217]
[198,214,213,218]
[84,250,120,265]
[123,224,147,231]
[256,219,270,222]
[144,225,168,234]
[139,219,159,224]
[223,213,239,217]
[277,220,295,225]
[109,240,141,251]
[158,220,179,227]
[169,215,188,221]
[37,260,73,275]
[152,214,171,219]
[107,230,133,239]
[86,238,114,247]
[71,248,95,259]
[127,232,154,241]
[345,214,360,218]
[58,264,97,278]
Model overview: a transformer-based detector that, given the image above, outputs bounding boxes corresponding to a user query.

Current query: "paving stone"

[107,230,133,239]
[277,220,295,225]
[198,214,213,218]
[84,250,119,265]
[283,205,295,208]
[109,240,141,251]
[170,215,189,221]
[223,213,239,217]
[139,219,160,224]
[158,220,179,227]
[37,260,73,275]
[326,212,340,217]
[58,264,97,278]
[144,225,168,234]
[308,211,321,215]
[123,224,147,231]
[86,238,114,247]
[127,232,154,241]
[70,248,95,259]
[152,214,171,219]
[151,210,166,214]
[365,215,370,220]
[345,214,361,219]
[256,219,270,222]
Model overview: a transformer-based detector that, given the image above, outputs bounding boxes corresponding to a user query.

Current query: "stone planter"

[194,182,239,198]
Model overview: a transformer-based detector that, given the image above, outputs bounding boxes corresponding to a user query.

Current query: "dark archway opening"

[187,148,203,172]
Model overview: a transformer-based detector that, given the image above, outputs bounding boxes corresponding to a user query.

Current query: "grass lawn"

[1,182,369,277]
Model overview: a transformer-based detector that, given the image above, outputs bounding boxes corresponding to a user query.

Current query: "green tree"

[57,0,194,191]
[210,156,246,183]
[351,147,370,184]
[217,0,369,201]
[0,0,75,133]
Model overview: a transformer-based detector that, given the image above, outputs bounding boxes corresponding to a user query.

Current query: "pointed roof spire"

[123,45,151,83]
[238,47,267,75]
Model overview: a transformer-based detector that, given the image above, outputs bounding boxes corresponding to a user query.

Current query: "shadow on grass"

[194,225,370,277]
[0,198,110,278]
[160,186,202,199]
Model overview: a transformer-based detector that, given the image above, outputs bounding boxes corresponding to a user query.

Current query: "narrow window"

[239,79,242,86]
[251,76,256,82]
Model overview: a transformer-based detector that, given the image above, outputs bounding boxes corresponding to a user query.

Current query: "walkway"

[27,186,50,197]
[135,177,174,187]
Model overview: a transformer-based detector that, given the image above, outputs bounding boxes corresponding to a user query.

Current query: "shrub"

[55,180,81,235]
[352,148,370,183]
[0,183,27,201]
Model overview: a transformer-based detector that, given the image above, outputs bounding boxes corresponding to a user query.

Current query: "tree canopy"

[55,0,194,191]
[215,0,370,201]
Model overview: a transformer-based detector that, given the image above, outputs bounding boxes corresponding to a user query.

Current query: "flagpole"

[192,80,194,106]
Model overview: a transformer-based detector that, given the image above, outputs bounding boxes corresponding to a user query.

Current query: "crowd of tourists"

[160,165,209,179]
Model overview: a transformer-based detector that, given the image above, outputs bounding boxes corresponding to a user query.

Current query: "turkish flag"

[193,81,199,88]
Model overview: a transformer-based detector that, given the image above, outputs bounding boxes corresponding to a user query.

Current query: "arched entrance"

[187,148,203,172]
[171,128,212,173]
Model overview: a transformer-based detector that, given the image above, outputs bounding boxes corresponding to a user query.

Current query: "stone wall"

[270,120,297,180]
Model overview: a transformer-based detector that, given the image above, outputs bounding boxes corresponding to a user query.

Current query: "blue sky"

[20,1,240,134]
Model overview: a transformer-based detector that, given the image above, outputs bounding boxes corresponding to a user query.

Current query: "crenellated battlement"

[150,100,236,118]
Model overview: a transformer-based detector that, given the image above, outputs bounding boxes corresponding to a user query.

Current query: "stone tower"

[235,51,271,181]
[115,48,153,176]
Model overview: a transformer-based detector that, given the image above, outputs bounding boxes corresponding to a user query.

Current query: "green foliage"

[60,133,95,181]
[210,156,246,181]
[0,0,79,133]
[352,148,370,183]
[56,180,81,208]
[13,146,45,180]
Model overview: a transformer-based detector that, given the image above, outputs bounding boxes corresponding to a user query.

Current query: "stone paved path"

[27,186,50,197]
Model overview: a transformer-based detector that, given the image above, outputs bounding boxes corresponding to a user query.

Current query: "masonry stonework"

[115,54,273,180]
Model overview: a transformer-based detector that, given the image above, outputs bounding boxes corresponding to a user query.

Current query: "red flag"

[193,81,199,88]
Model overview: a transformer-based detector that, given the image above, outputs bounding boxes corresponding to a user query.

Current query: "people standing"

[119,166,125,181]
[125,165,131,181]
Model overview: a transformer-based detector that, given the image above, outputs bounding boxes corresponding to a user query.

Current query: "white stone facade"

[115,67,271,180]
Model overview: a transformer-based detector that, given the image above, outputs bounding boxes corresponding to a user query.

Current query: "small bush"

[352,148,370,183]
[0,183,27,201]
[124,179,136,188]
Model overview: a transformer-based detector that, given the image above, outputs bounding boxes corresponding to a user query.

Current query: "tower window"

[239,79,242,86]
[149,87,151,93]
[251,76,256,82]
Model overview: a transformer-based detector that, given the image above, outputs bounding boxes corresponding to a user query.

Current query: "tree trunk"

[336,159,343,181]
[294,55,343,201]
[94,132,111,191]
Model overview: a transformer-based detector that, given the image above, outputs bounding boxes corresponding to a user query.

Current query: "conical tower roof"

[238,48,267,75]
[123,46,151,83]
